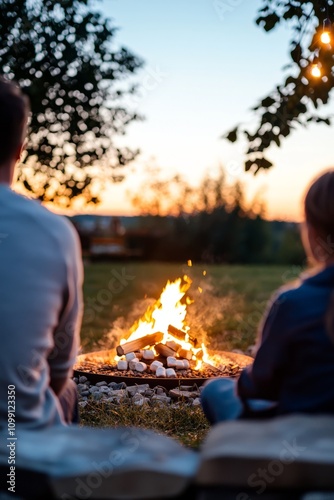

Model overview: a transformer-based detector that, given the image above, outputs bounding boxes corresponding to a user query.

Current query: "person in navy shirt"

[201,170,334,422]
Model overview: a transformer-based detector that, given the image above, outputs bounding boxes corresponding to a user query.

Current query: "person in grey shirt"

[0,78,83,429]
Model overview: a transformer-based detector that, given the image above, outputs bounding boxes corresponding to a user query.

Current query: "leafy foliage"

[225,1,334,173]
[0,0,143,205]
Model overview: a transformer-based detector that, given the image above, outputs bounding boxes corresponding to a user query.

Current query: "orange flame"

[122,275,192,344]
[117,274,216,370]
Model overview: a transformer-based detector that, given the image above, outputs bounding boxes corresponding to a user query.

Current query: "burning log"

[178,348,193,361]
[195,349,203,360]
[168,325,186,341]
[166,340,181,352]
[155,343,176,358]
[116,332,164,356]
[168,324,198,347]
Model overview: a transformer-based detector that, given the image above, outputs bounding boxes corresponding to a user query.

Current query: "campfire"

[114,275,216,378]
[74,272,253,385]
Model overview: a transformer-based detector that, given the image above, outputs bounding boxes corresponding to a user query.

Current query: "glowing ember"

[115,275,214,372]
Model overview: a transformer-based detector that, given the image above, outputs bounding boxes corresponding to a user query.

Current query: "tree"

[225,1,334,174]
[130,165,259,217]
[0,0,143,206]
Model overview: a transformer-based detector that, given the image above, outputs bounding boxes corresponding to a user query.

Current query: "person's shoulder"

[5,189,79,249]
[266,279,304,314]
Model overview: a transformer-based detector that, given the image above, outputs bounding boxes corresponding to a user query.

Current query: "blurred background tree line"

[119,166,304,265]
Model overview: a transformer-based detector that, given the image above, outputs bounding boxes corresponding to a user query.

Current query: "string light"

[311,63,322,77]
[310,54,322,78]
[320,18,332,44]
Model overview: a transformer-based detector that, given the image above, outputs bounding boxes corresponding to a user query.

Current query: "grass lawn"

[81,261,298,353]
[79,261,302,447]
[80,400,210,449]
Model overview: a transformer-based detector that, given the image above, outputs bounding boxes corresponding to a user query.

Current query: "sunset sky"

[63,1,334,221]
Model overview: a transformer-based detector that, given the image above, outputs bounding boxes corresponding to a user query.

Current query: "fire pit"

[74,348,252,389]
[74,275,253,388]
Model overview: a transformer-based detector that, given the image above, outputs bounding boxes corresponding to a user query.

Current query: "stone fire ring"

[73,349,253,389]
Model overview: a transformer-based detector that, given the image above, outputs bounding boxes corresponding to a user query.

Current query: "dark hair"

[305,170,334,240]
[304,169,334,343]
[0,77,30,165]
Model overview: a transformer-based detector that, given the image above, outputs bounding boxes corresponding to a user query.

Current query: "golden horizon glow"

[23,176,305,223]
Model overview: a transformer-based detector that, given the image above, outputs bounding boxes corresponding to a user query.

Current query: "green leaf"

[290,44,301,63]
[261,96,276,108]
[225,127,238,143]
[262,13,280,32]
[245,160,254,172]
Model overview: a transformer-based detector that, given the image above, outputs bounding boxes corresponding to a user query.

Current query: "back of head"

[304,169,334,344]
[305,169,334,241]
[0,77,30,166]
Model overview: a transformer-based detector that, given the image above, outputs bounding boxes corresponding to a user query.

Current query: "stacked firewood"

[115,325,202,378]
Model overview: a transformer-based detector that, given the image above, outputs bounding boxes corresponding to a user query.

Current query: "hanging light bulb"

[311,63,322,77]
[310,55,322,78]
[320,18,332,44]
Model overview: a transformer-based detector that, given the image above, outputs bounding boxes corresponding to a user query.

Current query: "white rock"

[134,396,150,406]
[175,360,185,370]
[127,384,150,396]
[151,395,171,405]
[77,383,87,392]
[89,386,99,393]
[156,366,166,377]
[117,360,128,371]
[129,359,140,370]
[142,349,155,360]
[167,356,177,367]
[182,359,190,369]
[166,368,176,378]
[133,362,147,373]
[150,360,163,372]
[193,398,201,406]
[100,386,111,393]
[110,390,127,398]
[125,352,136,362]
